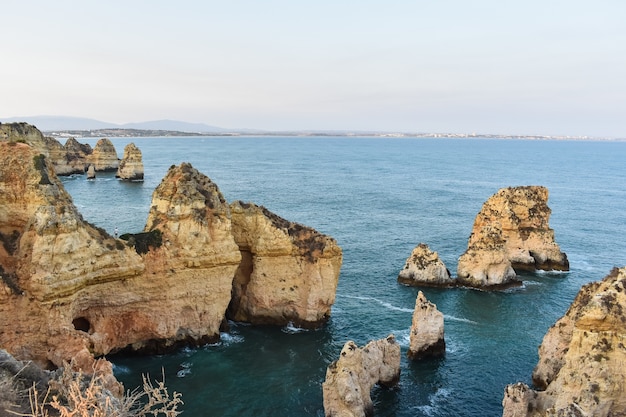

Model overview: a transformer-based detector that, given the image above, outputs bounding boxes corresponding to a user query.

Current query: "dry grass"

[3,366,182,417]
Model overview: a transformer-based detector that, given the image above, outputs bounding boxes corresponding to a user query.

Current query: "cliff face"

[457,186,568,288]
[89,138,119,172]
[502,267,626,417]
[322,335,401,417]
[398,243,453,287]
[116,143,144,181]
[0,128,342,371]
[228,201,343,328]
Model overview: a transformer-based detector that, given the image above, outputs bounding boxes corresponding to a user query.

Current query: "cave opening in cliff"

[72,317,91,333]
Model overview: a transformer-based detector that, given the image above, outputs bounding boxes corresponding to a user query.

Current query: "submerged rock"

[227,200,343,328]
[398,243,453,287]
[457,186,568,288]
[502,266,626,417]
[116,142,144,181]
[323,335,401,417]
[408,291,445,360]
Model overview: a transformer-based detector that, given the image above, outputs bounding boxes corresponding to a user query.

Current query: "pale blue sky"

[2,1,625,136]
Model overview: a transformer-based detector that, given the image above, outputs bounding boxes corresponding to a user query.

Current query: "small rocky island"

[399,186,569,290]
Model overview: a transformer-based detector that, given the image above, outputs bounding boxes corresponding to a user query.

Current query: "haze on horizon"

[2,1,625,138]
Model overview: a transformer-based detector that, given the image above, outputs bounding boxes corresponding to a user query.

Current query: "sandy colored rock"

[88,138,119,171]
[457,186,568,288]
[408,291,445,360]
[323,335,401,417]
[86,164,96,179]
[502,267,626,417]
[228,200,343,328]
[398,243,453,287]
[116,142,144,181]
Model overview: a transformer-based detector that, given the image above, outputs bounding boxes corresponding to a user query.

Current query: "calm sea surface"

[61,137,626,417]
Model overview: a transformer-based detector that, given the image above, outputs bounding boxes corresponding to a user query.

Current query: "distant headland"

[1,115,622,141]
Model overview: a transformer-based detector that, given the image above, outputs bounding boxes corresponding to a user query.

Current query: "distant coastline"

[43,128,624,141]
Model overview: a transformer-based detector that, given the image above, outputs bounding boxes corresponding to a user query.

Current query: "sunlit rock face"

[1,126,343,377]
[116,142,144,181]
[407,291,445,360]
[322,335,401,417]
[227,200,343,328]
[502,267,626,417]
[398,243,453,287]
[89,138,119,172]
[457,186,568,289]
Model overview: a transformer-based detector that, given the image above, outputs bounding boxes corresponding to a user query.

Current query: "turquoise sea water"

[61,137,626,417]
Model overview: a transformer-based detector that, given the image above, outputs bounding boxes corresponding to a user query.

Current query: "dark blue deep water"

[61,137,626,417]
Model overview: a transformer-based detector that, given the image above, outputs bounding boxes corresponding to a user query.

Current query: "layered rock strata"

[408,291,445,360]
[88,138,118,172]
[0,127,342,375]
[323,335,401,417]
[228,201,343,328]
[457,186,569,288]
[502,267,626,417]
[398,243,453,287]
[116,142,144,181]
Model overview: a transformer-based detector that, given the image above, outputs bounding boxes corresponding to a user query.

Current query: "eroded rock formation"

[457,186,568,288]
[227,200,343,328]
[323,335,401,417]
[116,142,144,181]
[0,125,342,375]
[398,243,453,287]
[502,267,626,417]
[408,291,445,360]
[88,138,118,172]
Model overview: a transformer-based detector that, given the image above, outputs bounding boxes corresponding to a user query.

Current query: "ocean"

[60,136,626,416]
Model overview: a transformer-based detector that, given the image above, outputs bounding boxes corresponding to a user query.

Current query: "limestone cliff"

[227,200,343,328]
[88,138,118,172]
[502,267,626,417]
[398,243,453,287]
[323,335,401,417]
[116,142,144,181]
[457,186,568,288]
[407,291,445,360]
[0,128,342,375]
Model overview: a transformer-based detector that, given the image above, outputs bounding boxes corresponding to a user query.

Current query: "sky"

[2,1,625,137]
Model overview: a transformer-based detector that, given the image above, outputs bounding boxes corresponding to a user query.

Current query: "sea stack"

[227,200,343,328]
[89,138,119,171]
[398,243,453,287]
[407,291,445,360]
[116,142,144,181]
[86,164,96,179]
[457,186,569,288]
[502,266,626,416]
[323,335,401,417]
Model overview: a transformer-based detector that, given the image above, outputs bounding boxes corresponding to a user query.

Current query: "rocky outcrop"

[408,291,445,360]
[0,125,342,375]
[457,186,569,288]
[86,164,96,179]
[398,243,453,287]
[61,137,93,175]
[502,267,626,417]
[88,138,118,172]
[323,335,401,417]
[116,143,144,181]
[227,201,343,328]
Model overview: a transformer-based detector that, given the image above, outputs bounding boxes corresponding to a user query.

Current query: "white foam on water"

[281,321,309,334]
[443,314,478,325]
[339,294,413,313]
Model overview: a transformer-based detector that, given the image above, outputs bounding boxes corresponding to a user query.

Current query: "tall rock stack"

[457,186,569,288]
[502,267,626,416]
[227,201,343,328]
[323,335,401,417]
[407,291,445,360]
[116,142,144,181]
[89,138,119,171]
